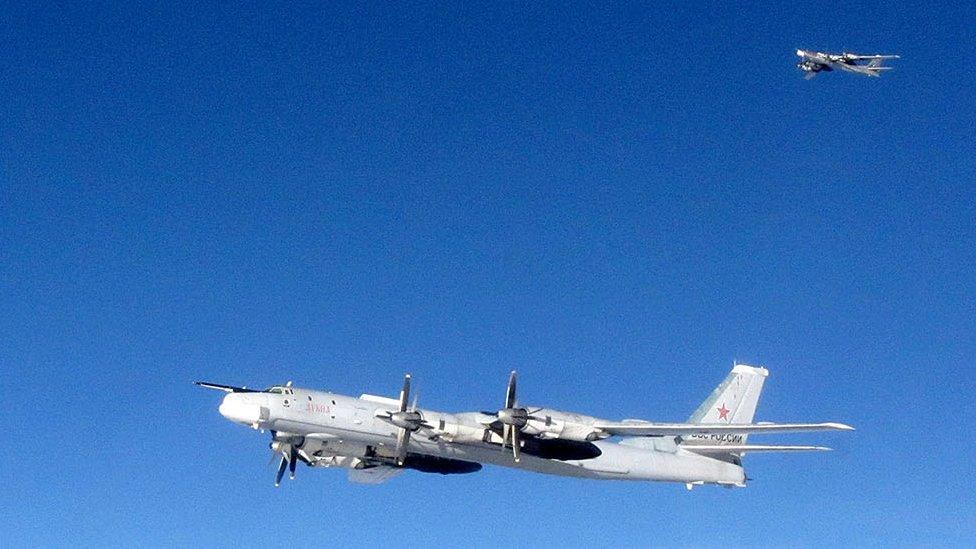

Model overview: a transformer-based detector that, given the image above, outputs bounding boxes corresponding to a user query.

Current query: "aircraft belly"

[413,439,743,484]
[561,442,744,484]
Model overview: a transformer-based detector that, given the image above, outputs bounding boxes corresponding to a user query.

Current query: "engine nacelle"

[522,415,602,442]
[296,436,371,469]
[421,412,495,445]
[521,416,565,438]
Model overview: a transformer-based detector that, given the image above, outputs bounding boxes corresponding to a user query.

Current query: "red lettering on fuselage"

[306,402,331,414]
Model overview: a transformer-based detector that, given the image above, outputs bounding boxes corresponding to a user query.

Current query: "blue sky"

[2,2,974,547]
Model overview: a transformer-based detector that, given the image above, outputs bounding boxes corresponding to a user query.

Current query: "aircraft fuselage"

[216,387,746,486]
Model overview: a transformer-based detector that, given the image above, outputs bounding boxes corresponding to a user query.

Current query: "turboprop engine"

[483,372,609,461]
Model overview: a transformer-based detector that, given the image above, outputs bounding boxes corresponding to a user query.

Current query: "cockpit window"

[266,387,284,394]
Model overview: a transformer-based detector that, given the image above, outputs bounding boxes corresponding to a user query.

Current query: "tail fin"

[685,364,768,446]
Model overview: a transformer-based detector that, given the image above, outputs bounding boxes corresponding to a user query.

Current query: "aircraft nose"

[219,393,267,426]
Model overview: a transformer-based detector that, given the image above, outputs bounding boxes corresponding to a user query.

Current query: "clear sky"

[2,2,974,547]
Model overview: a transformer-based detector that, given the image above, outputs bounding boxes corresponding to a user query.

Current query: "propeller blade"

[274,456,287,487]
[501,423,511,452]
[398,374,411,412]
[395,427,411,466]
[505,371,517,409]
[288,447,298,480]
[512,428,521,463]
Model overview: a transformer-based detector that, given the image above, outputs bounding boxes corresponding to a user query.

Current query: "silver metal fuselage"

[217,387,746,487]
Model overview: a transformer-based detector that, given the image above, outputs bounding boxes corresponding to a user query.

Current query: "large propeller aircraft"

[196,364,852,489]
[796,49,899,79]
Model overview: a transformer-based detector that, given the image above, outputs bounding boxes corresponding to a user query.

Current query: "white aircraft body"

[197,364,852,489]
[796,49,899,79]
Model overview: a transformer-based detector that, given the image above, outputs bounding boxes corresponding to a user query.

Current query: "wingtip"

[829,422,855,431]
[731,364,769,377]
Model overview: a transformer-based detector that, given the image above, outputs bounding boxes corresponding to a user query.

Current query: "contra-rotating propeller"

[375,374,432,466]
[268,433,305,487]
[489,371,544,463]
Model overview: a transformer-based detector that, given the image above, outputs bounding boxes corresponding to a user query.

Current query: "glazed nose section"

[219,393,267,425]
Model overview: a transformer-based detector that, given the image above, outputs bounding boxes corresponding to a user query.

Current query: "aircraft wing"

[683,445,832,454]
[193,381,260,393]
[347,465,404,484]
[846,54,900,59]
[594,421,853,437]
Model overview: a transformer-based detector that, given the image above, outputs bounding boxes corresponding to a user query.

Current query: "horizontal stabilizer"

[684,445,832,454]
[595,422,854,437]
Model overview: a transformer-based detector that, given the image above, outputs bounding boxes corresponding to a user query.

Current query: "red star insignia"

[717,403,730,421]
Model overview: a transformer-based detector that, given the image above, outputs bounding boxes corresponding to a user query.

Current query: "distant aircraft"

[196,364,852,489]
[796,49,900,79]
